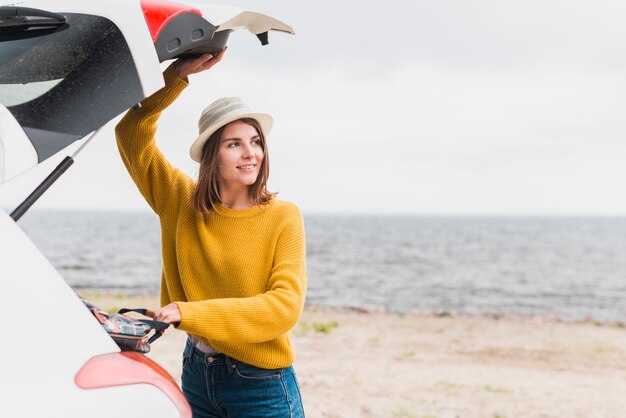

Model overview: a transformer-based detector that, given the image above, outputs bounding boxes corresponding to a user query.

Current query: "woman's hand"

[154,302,182,326]
[174,48,227,80]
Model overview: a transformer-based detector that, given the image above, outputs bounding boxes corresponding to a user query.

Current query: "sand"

[84,292,626,418]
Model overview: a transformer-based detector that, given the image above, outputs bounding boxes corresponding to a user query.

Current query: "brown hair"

[193,118,276,213]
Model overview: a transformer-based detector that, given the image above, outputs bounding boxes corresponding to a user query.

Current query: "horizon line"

[4,206,626,218]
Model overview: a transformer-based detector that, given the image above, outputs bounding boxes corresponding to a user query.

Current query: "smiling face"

[216,119,265,190]
[193,117,273,213]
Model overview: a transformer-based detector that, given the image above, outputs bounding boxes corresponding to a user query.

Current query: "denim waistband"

[187,333,220,355]
[184,338,234,366]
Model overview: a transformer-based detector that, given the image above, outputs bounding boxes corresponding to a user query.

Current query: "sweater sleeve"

[115,65,189,215]
[175,207,307,343]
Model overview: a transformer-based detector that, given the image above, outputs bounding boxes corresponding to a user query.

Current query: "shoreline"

[76,289,626,328]
[81,291,626,417]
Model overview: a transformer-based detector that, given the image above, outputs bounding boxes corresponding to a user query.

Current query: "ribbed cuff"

[163,63,189,89]
[175,301,196,331]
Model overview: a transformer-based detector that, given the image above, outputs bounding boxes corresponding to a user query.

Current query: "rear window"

[1,79,62,107]
[0,12,144,162]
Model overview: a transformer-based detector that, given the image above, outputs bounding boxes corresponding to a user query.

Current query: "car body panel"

[0,208,188,416]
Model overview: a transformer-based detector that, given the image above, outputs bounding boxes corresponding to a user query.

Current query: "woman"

[115,51,307,417]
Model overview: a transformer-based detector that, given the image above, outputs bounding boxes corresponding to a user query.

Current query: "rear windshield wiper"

[0,6,67,40]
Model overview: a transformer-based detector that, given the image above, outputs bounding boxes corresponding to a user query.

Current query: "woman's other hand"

[174,48,227,80]
[154,302,182,326]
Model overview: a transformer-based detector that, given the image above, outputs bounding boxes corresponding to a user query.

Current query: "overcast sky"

[2,0,626,215]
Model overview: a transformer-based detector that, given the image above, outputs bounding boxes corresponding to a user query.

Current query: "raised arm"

[115,52,225,214]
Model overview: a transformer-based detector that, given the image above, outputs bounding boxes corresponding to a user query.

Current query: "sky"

[2,0,626,215]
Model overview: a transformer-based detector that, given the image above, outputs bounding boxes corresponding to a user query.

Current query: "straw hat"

[189,97,273,162]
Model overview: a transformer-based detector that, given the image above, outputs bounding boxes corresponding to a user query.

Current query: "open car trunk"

[0,0,293,187]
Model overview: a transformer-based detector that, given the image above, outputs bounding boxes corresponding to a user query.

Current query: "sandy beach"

[85,292,626,418]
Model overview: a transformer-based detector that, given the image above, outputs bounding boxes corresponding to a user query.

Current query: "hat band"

[198,104,253,134]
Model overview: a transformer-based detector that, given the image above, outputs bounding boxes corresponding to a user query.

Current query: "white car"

[0,1,293,416]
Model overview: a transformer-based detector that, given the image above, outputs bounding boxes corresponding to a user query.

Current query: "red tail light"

[140,0,201,41]
[75,352,191,418]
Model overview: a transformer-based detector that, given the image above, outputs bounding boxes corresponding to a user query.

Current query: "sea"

[16,210,626,322]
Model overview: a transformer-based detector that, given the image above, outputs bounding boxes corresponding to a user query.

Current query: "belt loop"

[189,344,195,363]
[185,338,195,364]
[225,355,235,374]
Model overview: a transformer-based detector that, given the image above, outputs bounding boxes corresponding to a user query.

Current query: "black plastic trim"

[153,12,229,62]
[256,31,269,46]
[22,127,79,162]
[0,6,68,41]
[0,6,66,21]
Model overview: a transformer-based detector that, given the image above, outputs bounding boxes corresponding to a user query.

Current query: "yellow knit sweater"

[115,66,307,369]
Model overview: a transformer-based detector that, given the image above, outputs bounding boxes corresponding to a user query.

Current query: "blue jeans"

[181,339,305,418]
